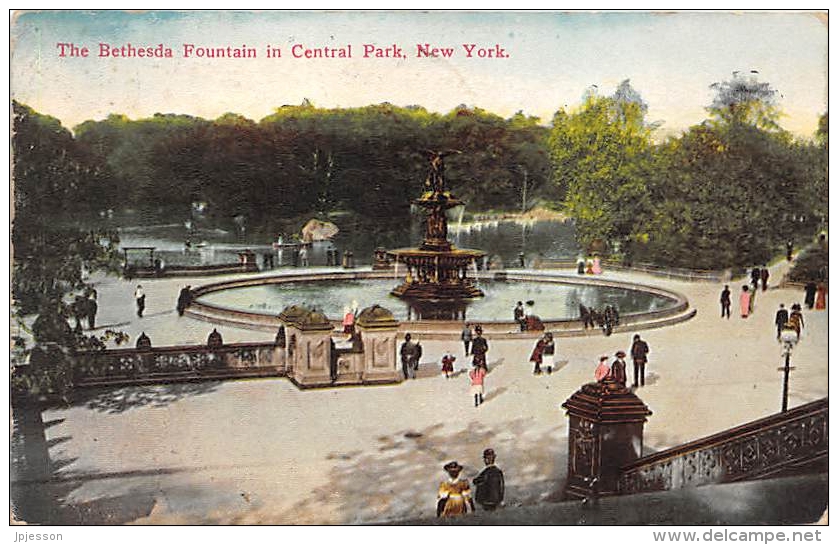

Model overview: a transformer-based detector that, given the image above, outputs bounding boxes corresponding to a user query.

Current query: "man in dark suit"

[774,304,789,340]
[720,285,731,318]
[473,448,504,511]
[630,334,650,387]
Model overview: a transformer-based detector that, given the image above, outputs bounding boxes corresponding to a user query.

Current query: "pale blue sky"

[10,10,828,138]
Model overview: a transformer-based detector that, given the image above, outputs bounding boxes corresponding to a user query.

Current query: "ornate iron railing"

[618,398,828,495]
[73,342,283,387]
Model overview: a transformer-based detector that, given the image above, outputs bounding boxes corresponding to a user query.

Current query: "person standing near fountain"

[529,332,554,375]
[470,326,489,371]
[469,362,487,407]
[134,285,146,318]
[400,333,420,380]
[514,302,525,331]
[461,323,473,355]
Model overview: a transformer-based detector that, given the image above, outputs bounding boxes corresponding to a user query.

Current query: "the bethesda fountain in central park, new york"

[388,151,486,317]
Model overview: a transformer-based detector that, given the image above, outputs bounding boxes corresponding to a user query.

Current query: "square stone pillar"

[355,305,401,384]
[279,306,335,388]
[561,380,652,500]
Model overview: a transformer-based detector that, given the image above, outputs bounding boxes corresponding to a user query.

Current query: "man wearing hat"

[630,334,650,388]
[611,351,628,387]
[400,333,419,380]
[470,325,489,371]
[473,448,505,511]
[437,461,475,517]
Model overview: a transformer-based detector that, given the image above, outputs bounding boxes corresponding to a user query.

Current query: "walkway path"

[11,258,828,524]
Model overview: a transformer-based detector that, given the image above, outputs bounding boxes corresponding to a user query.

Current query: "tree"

[548,81,656,251]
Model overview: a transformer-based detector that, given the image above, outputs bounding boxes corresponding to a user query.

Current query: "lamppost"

[778,328,799,412]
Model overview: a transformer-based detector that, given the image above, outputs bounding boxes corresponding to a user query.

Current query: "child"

[441,352,456,378]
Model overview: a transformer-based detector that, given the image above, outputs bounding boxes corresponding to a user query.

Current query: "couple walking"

[437,449,505,517]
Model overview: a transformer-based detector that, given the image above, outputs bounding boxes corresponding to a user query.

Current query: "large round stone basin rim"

[186,269,693,336]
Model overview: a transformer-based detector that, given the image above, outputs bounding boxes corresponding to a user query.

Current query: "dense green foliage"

[548,75,827,269]
[71,102,554,236]
[12,101,126,398]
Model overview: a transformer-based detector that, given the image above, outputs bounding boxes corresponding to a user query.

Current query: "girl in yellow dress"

[437,461,475,517]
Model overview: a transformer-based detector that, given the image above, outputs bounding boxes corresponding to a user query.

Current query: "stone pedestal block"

[561,380,652,500]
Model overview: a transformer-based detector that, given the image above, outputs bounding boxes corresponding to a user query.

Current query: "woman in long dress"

[815,282,827,310]
[437,461,475,517]
[739,285,751,318]
[529,332,554,375]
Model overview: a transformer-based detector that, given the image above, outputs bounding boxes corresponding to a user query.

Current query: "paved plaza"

[11,258,828,524]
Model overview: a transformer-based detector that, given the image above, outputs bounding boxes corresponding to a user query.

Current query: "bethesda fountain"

[388,151,486,317]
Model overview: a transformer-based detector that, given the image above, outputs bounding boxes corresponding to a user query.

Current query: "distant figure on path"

[86,297,97,330]
[299,246,309,267]
[473,449,504,512]
[815,282,827,310]
[611,351,628,387]
[470,326,489,371]
[774,304,789,340]
[461,323,473,355]
[134,285,146,318]
[514,301,525,331]
[592,255,602,274]
[577,258,586,275]
[760,267,770,291]
[400,333,420,380]
[579,304,594,330]
[585,258,594,275]
[750,267,761,291]
[788,304,805,340]
[441,352,456,379]
[720,285,731,319]
[804,282,817,309]
[595,356,611,382]
[630,334,650,388]
[529,332,554,375]
[786,240,794,261]
[437,461,474,518]
[739,285,751,318]
[176,285,192,316]
[469,363,487,407]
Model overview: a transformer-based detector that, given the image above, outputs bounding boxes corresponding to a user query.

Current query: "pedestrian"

[594,356,611,382]
[804,282,817,310]
[786,240,794,262]
[176,285,192,317]
[774,304,789,340]
[437,461,475,518]
[592,255,602,274]
[579,304,594,330]
[788,304,805,340]
[299,246,309,267]
[134,285,146,318]
[473,449,504,512]
[720,285,731,319]
[400,333,419,380]
[585,258,594,275]
[441,352,456,379]
[750,267,761,291]
[86,296,97,330]
[469,363,487,407]
[739,285,751,318]
[630,334,650,388]
[342,306,355,334]
[529,332,554,375]
[603,305,615,336]
[611,351,627,387]
[207,328,223,348]
[514,301,525,331]
[461,323,473,355]
[760,266,770,292]
[577,257,586,275]
[815,282,827,310]
[518,252,525,268]
[470,325,489,371]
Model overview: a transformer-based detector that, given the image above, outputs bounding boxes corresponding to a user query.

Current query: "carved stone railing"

[74,342,284,387]
[618,399,828,495]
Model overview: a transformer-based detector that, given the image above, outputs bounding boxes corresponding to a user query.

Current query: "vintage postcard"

[8,9,829,535]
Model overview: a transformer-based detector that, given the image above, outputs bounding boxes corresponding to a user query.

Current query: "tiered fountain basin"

[185,269,695,339]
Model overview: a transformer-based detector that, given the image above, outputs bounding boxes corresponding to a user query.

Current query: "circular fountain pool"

[191,271,683,324]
